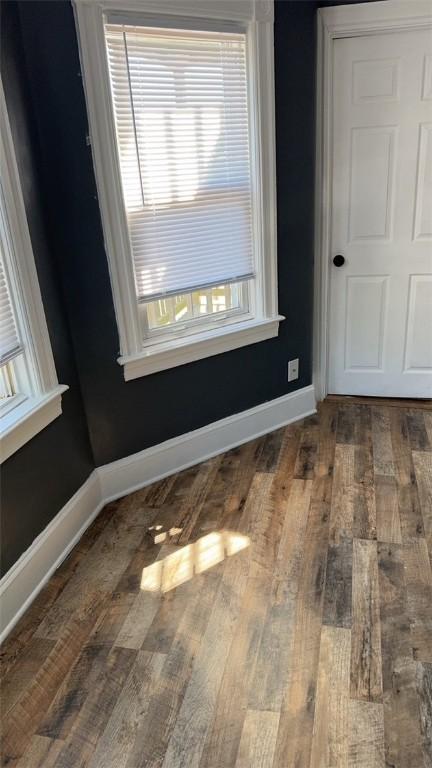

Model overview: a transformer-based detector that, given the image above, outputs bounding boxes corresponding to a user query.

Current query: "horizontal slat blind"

[0,247,21,366]
[105,23,254,301]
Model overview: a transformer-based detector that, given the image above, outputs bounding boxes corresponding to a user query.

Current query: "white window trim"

[0,80,68,463]
[74,0,283,380]
[0,390,67,463]
[121,315,281,380]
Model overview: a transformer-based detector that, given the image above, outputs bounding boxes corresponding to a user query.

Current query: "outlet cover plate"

[288,358,299,382]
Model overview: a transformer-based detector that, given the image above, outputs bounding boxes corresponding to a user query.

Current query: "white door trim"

[313,0,432,401]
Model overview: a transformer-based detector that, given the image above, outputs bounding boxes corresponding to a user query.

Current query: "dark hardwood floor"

[1,399,431,767]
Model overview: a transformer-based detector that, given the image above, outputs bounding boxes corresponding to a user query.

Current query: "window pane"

[0,360,15,401]
[146,282,243,330]
[0,236,22,365]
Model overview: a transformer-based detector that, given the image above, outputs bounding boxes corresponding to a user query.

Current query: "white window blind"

[0,246,21,367]
[104,22,255,302]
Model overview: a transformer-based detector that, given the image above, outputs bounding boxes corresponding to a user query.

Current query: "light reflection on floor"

[140,530,250,593]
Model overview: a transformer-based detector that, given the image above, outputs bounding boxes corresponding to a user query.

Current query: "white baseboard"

[0,385,315,642]
[0,472,103,643]
[98,385,316,502]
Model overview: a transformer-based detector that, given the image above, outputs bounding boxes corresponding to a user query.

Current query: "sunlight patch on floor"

[140,530,250,593]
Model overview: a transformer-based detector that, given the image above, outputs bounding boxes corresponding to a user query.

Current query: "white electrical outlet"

[288,358,299,382]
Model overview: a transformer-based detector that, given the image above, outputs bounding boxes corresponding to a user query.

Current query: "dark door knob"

[333,254,345,267]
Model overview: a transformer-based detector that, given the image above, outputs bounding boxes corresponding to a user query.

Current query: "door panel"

[349,127,397,242]
[404,275,432,370]
[413,123,432,240]
[329,29,432,397]
[344,275,388,371]
[352,57,399,103]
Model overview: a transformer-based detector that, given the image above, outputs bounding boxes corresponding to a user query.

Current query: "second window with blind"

[75,0,281,379]
[1,80,67,462]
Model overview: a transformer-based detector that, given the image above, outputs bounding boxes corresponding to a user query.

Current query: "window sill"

[0,385,68,464]
[118,315,285,381]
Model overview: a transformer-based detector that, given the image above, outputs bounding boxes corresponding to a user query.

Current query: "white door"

[328,28,432,397]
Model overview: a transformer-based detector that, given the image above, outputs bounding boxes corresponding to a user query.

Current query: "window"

[0,80,67,463]
[75,0,282,380]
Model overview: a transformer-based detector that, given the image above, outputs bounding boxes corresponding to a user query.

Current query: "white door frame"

[313,0,432,401]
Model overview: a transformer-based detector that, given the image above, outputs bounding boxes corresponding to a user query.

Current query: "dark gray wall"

[0,1,94,575]
[1,0,318,573]
[15,0,317,468]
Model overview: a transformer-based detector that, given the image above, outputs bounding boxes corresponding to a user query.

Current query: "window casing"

[0,80,67,462]
[74,0,282,380]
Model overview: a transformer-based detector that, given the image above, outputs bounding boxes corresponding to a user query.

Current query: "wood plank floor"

[1,399,432,767]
